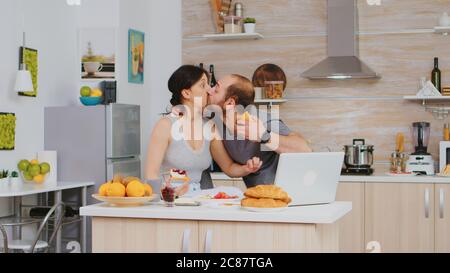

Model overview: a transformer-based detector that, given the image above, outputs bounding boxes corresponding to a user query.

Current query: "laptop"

[274,152,345,206]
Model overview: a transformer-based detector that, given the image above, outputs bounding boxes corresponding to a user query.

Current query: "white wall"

[0,0,182,218]
[118,0,181,174]
[0,0,81,217]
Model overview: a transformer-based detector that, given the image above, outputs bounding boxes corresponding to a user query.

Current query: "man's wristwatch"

[260,130,272,144]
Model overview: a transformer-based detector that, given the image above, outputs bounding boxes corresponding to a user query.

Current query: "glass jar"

[264,81,284,99]
[390,152,407,173]
[224,16,243,34]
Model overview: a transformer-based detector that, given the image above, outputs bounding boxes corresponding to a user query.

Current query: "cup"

[254,87,263,100]
[439,12,450,27]
[161,181,176,207]
[83,62,103,74]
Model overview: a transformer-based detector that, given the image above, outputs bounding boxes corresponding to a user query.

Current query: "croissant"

[241,197,288,208]
[244,185,291,203]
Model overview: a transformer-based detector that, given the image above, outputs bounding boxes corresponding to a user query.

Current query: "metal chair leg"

[0,225,8,253]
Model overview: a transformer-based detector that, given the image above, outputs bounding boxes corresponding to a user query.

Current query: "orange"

[98,182,111,196]
[122,176,141,187]
[33,174,45,184]
[107,182,126,197]
[112,174,123,184]
[126,180,145,197]
[143,183,153,196]
[30,159,39,165]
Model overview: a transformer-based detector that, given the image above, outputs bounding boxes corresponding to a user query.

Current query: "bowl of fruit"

[92,175,156,206]
[17,159,51,184]
[79,86,103,106]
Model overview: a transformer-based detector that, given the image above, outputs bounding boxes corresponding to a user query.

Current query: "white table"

[0,181,94,253]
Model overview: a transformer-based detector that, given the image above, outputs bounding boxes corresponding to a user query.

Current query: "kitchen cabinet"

[198,221,338,253]
[92,218,199,253]
[435,184,450,252]
[365,183,435,253]
[335,182,365,253]
[213,178,247,192]
[89,209,345,253]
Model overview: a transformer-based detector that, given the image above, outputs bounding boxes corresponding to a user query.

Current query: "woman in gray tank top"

[145,65,262,196]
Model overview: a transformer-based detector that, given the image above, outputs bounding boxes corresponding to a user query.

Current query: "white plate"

[385,172,418,177]
[92,194,157,206]
[206,202,241,209]
[241,206,288,213]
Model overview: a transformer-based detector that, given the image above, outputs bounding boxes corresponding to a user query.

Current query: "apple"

[80,86,91,97]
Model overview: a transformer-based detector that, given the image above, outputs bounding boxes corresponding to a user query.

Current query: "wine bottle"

[209,65,217,87]
[432,57,442,93]
[199,63,204,69]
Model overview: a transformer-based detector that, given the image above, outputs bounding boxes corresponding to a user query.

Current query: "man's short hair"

[225,74,255,107]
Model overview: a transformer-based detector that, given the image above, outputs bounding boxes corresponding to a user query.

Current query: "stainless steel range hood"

[301,0,380,80]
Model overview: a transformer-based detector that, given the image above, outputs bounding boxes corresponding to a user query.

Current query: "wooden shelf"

[404,95,450,120]
[202,32,264,41]
[403,96,450,101]
[434,26,450,35]
[254,99,288,104]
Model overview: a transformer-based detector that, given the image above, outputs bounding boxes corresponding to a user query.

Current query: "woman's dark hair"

[168,65,209,106]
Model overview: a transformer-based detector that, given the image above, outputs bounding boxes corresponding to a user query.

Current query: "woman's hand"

[244,157,263,174]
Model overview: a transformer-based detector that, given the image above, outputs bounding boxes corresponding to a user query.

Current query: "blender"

[406,122,435,175]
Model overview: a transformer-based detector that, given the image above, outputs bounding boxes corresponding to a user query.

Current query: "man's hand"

[170,105,185,117]
[244,157,263,174]
[236,113,266,142]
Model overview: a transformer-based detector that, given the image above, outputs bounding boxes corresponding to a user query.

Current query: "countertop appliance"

[341,139,374,175]
[439,141,450,173]
[44,103,141,252]
[406,122,435,175]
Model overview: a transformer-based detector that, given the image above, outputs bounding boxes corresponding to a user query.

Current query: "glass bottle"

[209,65,217,87]
[432,57,442,93]
[445,123,450,141]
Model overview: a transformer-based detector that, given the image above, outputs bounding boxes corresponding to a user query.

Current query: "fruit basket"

[94,175,156,206]
[17,159,50,184]
[92,194,157,206]
[80,96,102,106]
[20,171,48,184]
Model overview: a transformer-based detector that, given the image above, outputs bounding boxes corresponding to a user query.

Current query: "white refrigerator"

[44,103,141,252]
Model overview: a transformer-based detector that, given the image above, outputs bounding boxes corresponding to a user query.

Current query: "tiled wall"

[182,0,450,161]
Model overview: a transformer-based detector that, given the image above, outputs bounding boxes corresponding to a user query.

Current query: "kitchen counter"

[81,201,351,253]
[211,164,450,184]
[81,201,351,224]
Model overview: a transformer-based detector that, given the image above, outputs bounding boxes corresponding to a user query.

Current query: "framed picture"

[79,28,116,80]
[128,29,145,84]
[18,47,38,97]
[0,113,16,150]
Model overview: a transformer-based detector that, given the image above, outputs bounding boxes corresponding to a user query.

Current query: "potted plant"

[243,17,256,33]
[0,170,9,183]
[10,171,20,184]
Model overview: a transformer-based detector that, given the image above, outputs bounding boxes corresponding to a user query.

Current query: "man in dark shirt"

[206,74,312,188]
